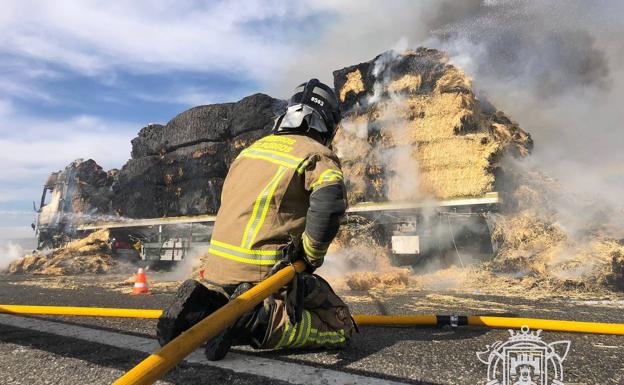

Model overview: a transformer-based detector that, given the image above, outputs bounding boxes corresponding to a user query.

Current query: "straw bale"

[8,229,115,275]
[419,167,495,199]
[388,74,422,94]
[333,48,531,203]
[339,69,365,102]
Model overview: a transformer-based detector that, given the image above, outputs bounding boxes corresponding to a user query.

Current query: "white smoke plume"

[333,45,427,203]
[275,0,624,242]
[426,1,624,223]
[0,241,27,272]
[158,244,204,281]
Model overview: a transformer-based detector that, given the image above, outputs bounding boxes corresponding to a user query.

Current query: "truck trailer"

[33,162,499,267]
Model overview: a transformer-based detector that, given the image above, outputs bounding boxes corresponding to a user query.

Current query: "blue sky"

[0,0,338,239]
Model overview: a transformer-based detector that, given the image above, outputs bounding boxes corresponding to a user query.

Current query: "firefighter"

[157,79,355,360]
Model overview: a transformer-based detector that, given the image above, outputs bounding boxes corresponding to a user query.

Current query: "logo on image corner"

[477,325,570,385]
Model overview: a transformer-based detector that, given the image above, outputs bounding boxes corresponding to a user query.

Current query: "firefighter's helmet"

[273,79,341,145]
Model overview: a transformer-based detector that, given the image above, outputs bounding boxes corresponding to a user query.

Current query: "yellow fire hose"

[2,306,622,336]
[0,305,163,319]
[354,314,624,335]
[2,266,624,385]
[112,260,307,385]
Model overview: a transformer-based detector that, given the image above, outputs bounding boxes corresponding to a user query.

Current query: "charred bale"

[113,93,286,218]
[131,124,165,159]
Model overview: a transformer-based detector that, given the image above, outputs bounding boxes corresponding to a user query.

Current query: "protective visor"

[277,104,329,134]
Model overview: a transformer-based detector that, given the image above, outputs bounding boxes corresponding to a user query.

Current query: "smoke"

[158,244,204,281]
[267,0,487,94]
[0,241,26,272]
[371,46,425,202]
[426,1,624,209]
[281,1,624,242]
[333,46,427,203]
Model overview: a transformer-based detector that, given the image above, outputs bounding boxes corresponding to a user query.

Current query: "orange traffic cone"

[131,268,150,295]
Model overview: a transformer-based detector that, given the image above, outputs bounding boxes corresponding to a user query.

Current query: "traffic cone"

[131,268,150,295]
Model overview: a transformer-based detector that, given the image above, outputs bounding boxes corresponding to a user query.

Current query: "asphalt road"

[1,274,623,385]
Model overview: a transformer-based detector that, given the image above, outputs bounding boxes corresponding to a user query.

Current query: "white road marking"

[574,300,624,307]
[0,314,406,385]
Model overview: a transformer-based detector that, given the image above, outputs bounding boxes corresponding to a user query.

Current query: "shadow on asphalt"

[247,325,490,385]
[0,323,287,385]
[0,315,451,384]
[11,314,157,339]
[0,323,147,374]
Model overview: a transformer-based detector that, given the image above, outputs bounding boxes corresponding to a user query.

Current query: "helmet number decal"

[310,97,324,107]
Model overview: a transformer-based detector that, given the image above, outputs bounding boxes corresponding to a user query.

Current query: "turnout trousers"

[233,274,356,350]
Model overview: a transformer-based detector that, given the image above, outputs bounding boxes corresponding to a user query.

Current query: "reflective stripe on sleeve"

[311,169,343,190]
[302,232,328,261]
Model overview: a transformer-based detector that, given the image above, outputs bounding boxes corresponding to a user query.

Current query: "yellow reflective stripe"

[302,233,327,260]
[311,169,343,190]
[253,142,292,153]
[239,148,308,174]
[297,311,313,347]
[317,329,345,338]
[253,135,296,153]
[277,316,346,348]
[276,323,291,348]
[208,248,280,266]
[249,167,287,247]
[240,151,296,168]
[248,148,302,162]
[210,240,281,256]
[315,329,345,342]
[296,159,310,173]
[241,166,287,248]
[308,328,346,345]
[289,318,305,348]
[208,240,281,266]
[285,321,298,347]
[292,310,312,348]
[292,310,312,347]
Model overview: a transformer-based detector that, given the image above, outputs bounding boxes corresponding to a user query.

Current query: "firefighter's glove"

[266,259,291,278]
[302,253,323,274]
[267,261,304,324]
[266,238,302,277]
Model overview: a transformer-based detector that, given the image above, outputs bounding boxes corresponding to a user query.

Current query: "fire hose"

[1,261,623,385]
[113,260,307,385]
[2,305,623,335]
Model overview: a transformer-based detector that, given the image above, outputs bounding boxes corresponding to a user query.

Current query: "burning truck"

[30,48,532,269]
[33,159,501,267]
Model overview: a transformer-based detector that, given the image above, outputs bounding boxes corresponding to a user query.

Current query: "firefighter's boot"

[204,282,254,361]
[156,279,229,346]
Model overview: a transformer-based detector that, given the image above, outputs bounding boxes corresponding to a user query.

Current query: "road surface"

[1,274,623,385]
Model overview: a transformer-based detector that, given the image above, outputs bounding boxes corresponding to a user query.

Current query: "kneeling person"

[157,79,356,360]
